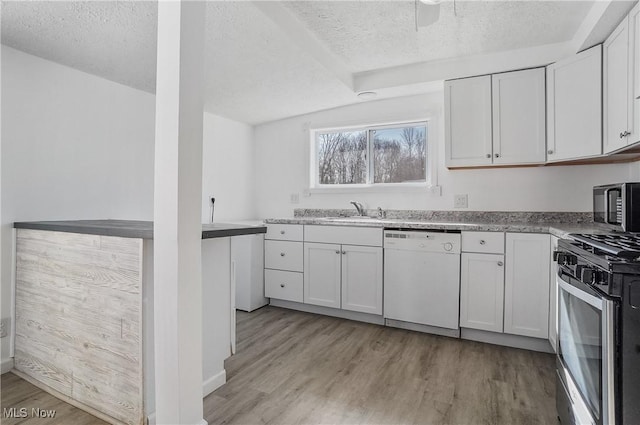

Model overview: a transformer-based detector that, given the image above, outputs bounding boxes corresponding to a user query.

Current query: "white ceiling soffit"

[1,1,634,124]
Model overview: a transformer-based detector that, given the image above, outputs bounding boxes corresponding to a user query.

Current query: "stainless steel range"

[554,233,640,425]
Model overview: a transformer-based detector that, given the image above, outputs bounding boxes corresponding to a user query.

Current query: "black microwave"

[594,183,640,232]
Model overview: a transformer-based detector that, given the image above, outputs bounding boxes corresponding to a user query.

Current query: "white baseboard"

[146,371,226,425]
[1,357,13,374]
[202,370,226,397]
[269,299,385,325]
[461,328,554,353]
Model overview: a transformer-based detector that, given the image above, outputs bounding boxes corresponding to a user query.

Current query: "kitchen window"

[310,121,430,189]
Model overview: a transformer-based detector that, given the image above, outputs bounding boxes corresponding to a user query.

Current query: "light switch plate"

[454,194,468,208]
[290,193,300,204]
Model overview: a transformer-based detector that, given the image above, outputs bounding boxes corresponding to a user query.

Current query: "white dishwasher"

[384,230,461,334]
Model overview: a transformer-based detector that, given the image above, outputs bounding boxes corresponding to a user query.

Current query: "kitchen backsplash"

[293,209,593,224]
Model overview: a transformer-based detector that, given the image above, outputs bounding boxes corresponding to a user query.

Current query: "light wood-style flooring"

[205,306,558,425]
[1,372,108,425]
[2,306,558,424]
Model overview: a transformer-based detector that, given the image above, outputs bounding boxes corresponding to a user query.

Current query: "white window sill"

[306,184,441,195]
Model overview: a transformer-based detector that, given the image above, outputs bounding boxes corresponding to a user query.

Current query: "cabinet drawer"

[265,240,303,272]
[304,225,382,246]
[265,224,303,241]
[265,269,303,302]
[462,231,504,254]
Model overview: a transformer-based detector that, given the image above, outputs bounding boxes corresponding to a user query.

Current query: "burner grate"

[571,233,640,260]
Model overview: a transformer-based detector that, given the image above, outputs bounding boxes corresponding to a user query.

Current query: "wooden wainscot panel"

[14,229,144,425]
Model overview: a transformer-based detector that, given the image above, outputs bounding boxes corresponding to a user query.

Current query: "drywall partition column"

[154,2,206,425]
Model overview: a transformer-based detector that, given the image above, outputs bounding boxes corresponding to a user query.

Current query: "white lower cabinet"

[549,236,560,351]
[304,242,383,314]
[303,242,342,309]
[341,245,383,315]
[504,233,551,339]
[460,231,551,344]
[459,253,505,333]
[265,269,303,303]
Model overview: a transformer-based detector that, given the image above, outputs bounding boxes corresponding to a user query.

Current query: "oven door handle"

[558,275,603,310]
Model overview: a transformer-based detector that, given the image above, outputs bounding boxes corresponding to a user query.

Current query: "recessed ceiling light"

[419,0,442,4]
[357,91,377,100]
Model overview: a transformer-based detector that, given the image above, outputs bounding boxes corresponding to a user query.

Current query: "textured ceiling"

[1,1,157,92]
[0,1,604,124]
[284,1,594,72]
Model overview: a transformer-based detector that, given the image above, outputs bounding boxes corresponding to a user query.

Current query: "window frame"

[309,119,433,192]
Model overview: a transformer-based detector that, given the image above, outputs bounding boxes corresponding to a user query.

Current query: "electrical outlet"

[454,194,468,208]
[290,193,300,204]
[0,318,9,338]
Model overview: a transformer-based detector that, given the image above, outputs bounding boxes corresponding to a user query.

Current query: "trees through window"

[314,122,428,186]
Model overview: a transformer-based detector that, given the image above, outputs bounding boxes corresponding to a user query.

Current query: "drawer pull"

[280,230,285,234]
[497,261,504,267]
[280,252,285,257]
[280,283,285,288]
[479,240,486,245]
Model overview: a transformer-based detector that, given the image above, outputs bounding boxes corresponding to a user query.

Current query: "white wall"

[0,46,156,366]
[253,93,634,218]
[201,113,256,223]
[0,46,256,369]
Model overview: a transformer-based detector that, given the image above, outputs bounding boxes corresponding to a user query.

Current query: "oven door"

[557,271,615,425]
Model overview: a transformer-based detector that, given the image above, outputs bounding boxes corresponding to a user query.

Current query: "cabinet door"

[549,236,560,352]
[304,242,342,309]
[459,253,505,333]
[504,233,551,339]
[631,3,640,145]
[547,45,602,161]
[341,245,383,315]
[492,68,546,165]
[444,75,493,167]
[604,16,631,153]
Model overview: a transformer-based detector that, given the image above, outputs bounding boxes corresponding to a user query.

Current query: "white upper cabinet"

[492,68,546,165]
[604,15,633,153]
[547,45,602,162]
[632,3,640,145]
[445,68,546,168]
[444,75,493,167]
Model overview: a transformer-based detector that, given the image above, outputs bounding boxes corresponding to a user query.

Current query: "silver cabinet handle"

[486,154,491,158]
[280,283,285,288]
[494,153,501,158]
[620,131,631,138]
[280,252,285,257]
[335,250,340,254]
[280,230,285,234]
[342,251,347,255]
[479,240,486,245]
[497,261,504,267]
[547,150,554,154]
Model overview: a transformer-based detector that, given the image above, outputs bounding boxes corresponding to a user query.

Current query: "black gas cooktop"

[571,233,640,260]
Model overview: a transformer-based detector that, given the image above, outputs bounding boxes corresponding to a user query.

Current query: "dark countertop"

[14,219,266,240]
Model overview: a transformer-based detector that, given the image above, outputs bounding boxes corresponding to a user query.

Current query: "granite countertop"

[263,217,610,239]
[14,219,266,240]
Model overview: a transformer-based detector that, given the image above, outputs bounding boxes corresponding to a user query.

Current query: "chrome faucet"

[350,200,366,216]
